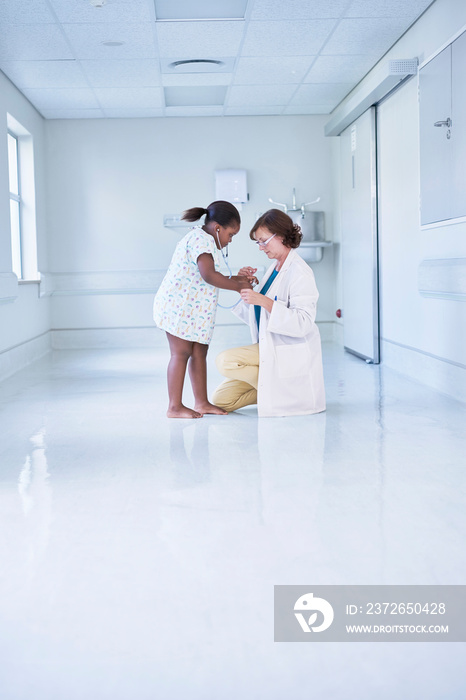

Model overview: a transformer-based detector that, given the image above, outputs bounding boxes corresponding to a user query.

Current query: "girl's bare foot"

[167,405,203,419]
[194,402,228,415]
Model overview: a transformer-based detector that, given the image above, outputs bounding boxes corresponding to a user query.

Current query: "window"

[6,114,39,281]
[8,132,22,278]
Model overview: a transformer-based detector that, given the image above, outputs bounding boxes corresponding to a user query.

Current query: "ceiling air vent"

[169,59,224,70]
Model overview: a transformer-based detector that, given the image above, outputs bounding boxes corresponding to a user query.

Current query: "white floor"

[0,326,465,700]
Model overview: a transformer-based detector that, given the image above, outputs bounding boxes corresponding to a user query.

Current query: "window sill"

[18,279,40,285]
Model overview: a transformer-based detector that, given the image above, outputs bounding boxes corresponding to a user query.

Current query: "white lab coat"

[232,249,326,417]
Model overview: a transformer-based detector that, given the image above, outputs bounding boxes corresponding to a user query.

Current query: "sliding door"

[340,107,380,363]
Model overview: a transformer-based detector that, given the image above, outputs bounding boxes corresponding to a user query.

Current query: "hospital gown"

[153,226,220,344]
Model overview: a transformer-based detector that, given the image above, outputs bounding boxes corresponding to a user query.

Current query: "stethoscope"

[215,228,241,309]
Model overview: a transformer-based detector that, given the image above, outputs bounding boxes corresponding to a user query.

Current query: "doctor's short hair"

[250,209,303,248]
[181,200,241,228]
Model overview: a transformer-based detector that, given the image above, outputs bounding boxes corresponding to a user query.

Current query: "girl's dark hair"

[250,209,302,249]
[181,200,241,227]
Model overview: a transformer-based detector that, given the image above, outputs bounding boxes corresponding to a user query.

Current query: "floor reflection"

[0,341,465,700]
[17,427,52,576]
[168,420,212,487]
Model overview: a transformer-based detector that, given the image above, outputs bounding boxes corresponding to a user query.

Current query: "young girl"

[153,200,251,419]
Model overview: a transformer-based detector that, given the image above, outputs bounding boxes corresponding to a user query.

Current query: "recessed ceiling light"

[90,0,107,7]
[164,86,227,107]
[154,0,248,21]
[101,41,125,47]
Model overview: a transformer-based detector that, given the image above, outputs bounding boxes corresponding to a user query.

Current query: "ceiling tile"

[228,84,296,106]
[0,60,88,89]
[0,0,436,120]
[81,59,161,88]
[345,0,433,19]
[156,21,244,58]
[241,19,336,56]
[0,25,73,61]
[303,55,376,83]
[94,87,164,109]
[251,0,349,20]
[62,22,157,60]
[0,0,56,24]
[164,86,227,106]
[233,56,314,85]
[162,73,232,87]
[164,106,224,117]
[39,108,105,119]
[322,17,411,55]
[154,0,248,20]
[49,0,154,23]
[21,88,100,109]
[290,82,354,105]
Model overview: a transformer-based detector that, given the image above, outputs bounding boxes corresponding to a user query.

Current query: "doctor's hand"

[240,288,261,305]
[240,288,274,312]
[239,287,267,303]
[238,266,259,286]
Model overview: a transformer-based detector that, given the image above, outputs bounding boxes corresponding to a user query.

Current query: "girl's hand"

[238,266,259,286]
[230,275,252,291]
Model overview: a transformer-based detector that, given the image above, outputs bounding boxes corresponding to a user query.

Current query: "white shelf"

[163,215,193,228]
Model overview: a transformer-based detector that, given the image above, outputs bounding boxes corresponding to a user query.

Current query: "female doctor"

[212,209,326,417]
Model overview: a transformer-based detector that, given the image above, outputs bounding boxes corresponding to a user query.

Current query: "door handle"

[434,118,452,127]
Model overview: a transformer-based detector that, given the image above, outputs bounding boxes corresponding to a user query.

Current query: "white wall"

[44,115,335,347]
[331,0,466,401]
[0,72,50,379]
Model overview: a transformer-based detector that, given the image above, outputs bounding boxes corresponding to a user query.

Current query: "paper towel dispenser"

[215,169,248,204]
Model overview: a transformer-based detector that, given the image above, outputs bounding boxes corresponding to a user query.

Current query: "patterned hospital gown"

[153,226,221,344]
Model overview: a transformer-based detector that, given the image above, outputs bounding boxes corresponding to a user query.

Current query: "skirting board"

[381,339,466,405]
[0,331,51,382]
[51,322,338,349]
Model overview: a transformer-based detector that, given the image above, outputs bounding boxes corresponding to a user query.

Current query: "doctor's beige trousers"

[212,343,259,412]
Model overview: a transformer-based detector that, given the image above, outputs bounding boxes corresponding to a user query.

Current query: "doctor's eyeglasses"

[254,233,276,247]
